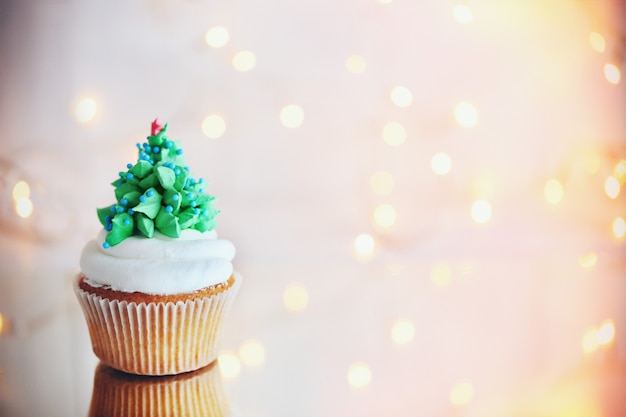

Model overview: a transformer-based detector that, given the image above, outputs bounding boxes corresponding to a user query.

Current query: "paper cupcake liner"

[89,361,229,417]
[75,274,241,376]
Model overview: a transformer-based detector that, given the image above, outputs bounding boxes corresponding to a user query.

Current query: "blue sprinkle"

[120,198,128,206]
[202,209,208,216]
[123,218,131,226]
[153,146,160,154]
[165,140,172,148]
[117,180,125,186]
[172,194,180,201]
[198,188,204,193]
[126,173,134,180]
[143,143,150,150]
[190,200,197,207]
[110,206,116,213]
[105,215,111,222]
[140,195,147,203]
[147,189,154,197]
[127,209,134,215]
[199,178,204,184]
[176,149,183,155]
[184,166,190,172]
[189,178,196,185]
[187,192,194,199]
[127,163,133,169]
[165,205,173,213]
[174,168,181,175]
[103,242,110,249]
[116,206,124,213]
[193,208,200,214]
[105,223,113,231]
[136,143,141,149]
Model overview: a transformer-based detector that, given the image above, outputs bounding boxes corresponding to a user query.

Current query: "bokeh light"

[589,32,606,52]
[12,180,30,200]
[597,319,615,346]
[431,262,452,287]
[471,199,492,224]
[450,382,474,406]
[544,178,563,205]
[583,319,616,354]
[373,204,397,229]
[354,233,376,257]
[604,176,620,199]
[454,101,478,128]
[582,147,601,174]
[370,171,394,195]
[15,198,34,219]
[239,340,266,368]
[604,63,621,84]
[391,319,415,345]
[279,104,304,128]
[578,252,598,269]
[347,362,372,388]
[283,284,309,312]
[612,217,626,239]
[614,160,626,183]
[201,114,227,138]
[390,86,413,108]
[452,4,473,23]
[382,121,407,146]
[0,312,11,337]
[472,174,497,198]
[205,26,230,48]
[218,351,241,379]
[12,177,34,218]
[431,152,452,175]
[582,328,599,354]
[345,55,367,74]
[232,50,256,72]
[74,97,98,123]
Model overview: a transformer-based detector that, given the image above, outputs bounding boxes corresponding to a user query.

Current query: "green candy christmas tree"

[97,119,220,248]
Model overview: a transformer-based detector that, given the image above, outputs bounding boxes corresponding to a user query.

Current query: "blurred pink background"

[0,0,625,416]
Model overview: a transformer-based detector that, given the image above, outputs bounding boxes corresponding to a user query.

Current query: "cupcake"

[89,361,230,417]
[75,119,240,376]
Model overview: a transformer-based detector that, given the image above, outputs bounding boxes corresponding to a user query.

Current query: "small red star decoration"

[151,118,163,135]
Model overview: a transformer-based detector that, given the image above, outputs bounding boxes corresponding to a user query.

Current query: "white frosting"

[80,229,235,295]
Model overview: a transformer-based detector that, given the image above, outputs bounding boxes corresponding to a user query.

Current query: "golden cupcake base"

[75,273,241,375]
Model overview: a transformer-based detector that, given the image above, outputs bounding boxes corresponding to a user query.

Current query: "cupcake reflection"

[89,361,230,417]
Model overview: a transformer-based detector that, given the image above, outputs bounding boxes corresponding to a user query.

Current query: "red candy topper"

[151,118,164,136]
